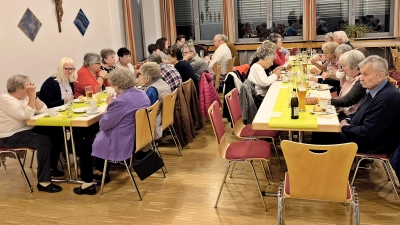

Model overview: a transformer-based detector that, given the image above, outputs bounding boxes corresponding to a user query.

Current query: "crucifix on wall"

[55,0,63,32]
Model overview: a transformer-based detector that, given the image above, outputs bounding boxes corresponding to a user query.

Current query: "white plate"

[44,112,60,117]
[53,106,65,112]
[86,110,101,115]
[310,106,336,115]
[311,85,333,91]
[73,107,89,113]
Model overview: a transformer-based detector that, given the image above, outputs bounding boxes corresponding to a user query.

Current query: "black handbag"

[132,108,164,181]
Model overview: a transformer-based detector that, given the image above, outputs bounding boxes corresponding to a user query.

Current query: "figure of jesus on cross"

[55,0,63,32]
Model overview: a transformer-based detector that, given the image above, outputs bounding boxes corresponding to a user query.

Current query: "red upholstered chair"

[351,153,400,201]
[225,88,280,163]
[208,101,273,211]
[0,147,34,192]
[278,141,360,225]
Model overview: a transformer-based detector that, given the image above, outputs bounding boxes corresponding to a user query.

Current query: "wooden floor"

[0,119,400,224]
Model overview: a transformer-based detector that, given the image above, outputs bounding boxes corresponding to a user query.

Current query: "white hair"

[358,55,388,76]
[339,50,365,70]
[334,31,349,44]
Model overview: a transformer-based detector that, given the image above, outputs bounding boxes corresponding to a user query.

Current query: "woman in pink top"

[268,33,285,66]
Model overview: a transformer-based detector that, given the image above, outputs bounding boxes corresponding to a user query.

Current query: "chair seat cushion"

[284,172,351,200]
[240,124,279,138]
[356,153,389,160]
[225,140,271,160]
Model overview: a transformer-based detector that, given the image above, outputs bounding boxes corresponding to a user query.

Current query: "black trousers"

[33,126,64,171]
[0,128,52,182]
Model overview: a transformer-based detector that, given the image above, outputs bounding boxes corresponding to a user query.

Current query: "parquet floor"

[0,119,399,224]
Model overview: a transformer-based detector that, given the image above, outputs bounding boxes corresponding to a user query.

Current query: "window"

[316,0,394,39]
[316,0,349,33]
[236,0,303,40]
[174,0,223,42]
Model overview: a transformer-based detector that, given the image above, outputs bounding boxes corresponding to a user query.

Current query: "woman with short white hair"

[0,75,63,193]
[138,62,172,140]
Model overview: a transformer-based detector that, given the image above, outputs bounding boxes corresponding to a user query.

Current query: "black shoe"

[51,169,65,177]
[73,184,97,195]
[37,183,62,193]
[93,173,110,186]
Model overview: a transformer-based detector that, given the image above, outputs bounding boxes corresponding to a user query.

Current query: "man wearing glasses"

[172,35,186,52]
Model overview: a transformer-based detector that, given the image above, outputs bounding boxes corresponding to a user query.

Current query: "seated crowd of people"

[1,30,400,197]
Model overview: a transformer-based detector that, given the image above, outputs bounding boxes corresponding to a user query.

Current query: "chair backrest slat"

[208,101,229,158]
[213,63,222,90]
[162,89,178,130]
[227,57,236,74]
[225,88,242,124]
[135,101,159,151]
[281,140,357,202]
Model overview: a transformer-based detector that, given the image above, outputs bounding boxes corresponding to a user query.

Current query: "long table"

[26,103,107,182]
[252,81,340,137]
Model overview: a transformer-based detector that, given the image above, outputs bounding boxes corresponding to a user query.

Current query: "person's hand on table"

[305,97,318,105]
[340,119,350,129]
[285,64,293,71]
[309,76,319,82]
[24,82,36,98]
[310,67,320,74]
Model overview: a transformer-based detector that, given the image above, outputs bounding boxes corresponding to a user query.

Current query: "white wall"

[0,0,125,93]
[142,0,162,57]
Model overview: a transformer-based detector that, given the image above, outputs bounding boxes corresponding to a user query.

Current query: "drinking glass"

[64,94,74,118]
[85,86,93,101]
[199,50,204,58]
[306,48,312,57]
[297,83,307,112]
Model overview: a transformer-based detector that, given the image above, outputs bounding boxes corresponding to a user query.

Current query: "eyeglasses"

[64,68,76,71]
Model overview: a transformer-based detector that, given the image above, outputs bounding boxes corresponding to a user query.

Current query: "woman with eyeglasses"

[74,53,108,98]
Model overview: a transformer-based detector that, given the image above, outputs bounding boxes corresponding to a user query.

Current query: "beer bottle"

[291,88,299,119]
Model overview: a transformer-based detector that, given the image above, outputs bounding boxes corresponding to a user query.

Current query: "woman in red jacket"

[268,33,285,66]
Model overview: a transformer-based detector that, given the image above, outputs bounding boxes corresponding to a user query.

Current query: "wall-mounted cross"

[55,0,63,32]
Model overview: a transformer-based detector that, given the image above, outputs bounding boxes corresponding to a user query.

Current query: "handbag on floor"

[132,107,165,181]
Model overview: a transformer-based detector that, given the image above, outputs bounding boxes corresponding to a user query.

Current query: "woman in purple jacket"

[73,67,150,195]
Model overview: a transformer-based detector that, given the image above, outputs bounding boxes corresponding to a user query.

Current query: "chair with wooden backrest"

[388,76,398,88]
[213,63,222,91]
[0,147,34,192]
[162,89,182,156]
[226,57,236,74]
[100,101,166,199]
[351,150,400,202]
[278,141,359,225]
[208,101,273,211]
[225,88,280,164]
[241,51,247,65]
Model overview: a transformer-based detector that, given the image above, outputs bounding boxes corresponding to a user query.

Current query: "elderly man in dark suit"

[312,55,400,154]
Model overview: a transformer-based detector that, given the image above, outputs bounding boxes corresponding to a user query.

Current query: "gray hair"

[339,50,366,70]
[185,44,197,54]
[147,53,162,64]
[334,31,349,44]
[325,32,334,42]
[83,53,101,67]
[139,62,161,82]
[100,48,116,64]
[7,74,30,93]
[249,40,277,63]
[258,48,276,60]
[358,55,389,76]
[215,34,228,42]
[108,67,136,90]
[335,44,353,57]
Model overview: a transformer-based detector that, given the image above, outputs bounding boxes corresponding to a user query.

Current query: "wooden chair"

[208,101,273,211]
[388,76,398,88]
[241,51,247,65]
[100,101,166,199]
[226,57,236,74]
[278,141,360,225]
[225,88,280,164]
[0,147,34,192]
[351,152,400,201]
[161,89,182,156]
[213,63,222,91]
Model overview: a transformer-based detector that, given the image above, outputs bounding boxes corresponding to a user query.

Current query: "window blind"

[272,0,303,24]
[237,0,267,24]
[174,0,194,26]
[354,0,390,16]
[316,0,349,19]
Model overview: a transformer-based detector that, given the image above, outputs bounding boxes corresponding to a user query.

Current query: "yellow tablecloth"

[268,86,318,129]
[35,93,108,127]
